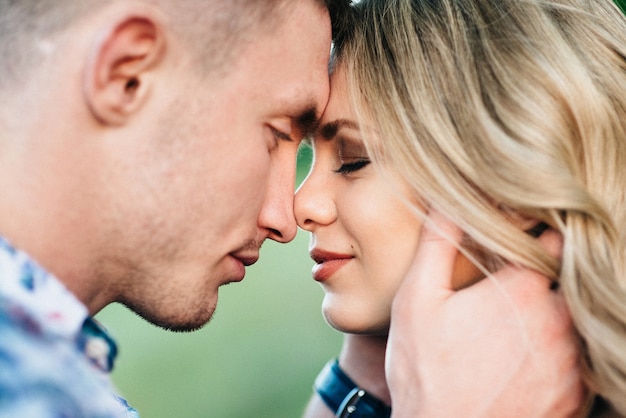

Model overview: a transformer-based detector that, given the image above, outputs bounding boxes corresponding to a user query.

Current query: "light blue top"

[0,237,138,417]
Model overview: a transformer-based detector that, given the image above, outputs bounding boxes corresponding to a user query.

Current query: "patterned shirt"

[0,237,138,418]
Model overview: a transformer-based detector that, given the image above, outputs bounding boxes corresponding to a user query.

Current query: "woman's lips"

[310,249,353,282]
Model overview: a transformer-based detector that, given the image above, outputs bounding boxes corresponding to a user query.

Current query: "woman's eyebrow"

[317,119,359,140]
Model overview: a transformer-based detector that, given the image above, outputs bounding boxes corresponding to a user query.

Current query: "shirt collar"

[0,236,88,338]
[0,236,118,372]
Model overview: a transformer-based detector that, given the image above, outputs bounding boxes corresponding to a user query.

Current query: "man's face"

[99,1,331,331]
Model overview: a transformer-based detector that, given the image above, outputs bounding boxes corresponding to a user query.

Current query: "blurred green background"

[96,147,343,418]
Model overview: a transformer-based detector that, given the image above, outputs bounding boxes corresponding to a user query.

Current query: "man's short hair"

[0,0,352,89]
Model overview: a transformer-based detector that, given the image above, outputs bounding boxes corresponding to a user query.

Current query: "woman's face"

[294,65,424,335]
[295,65,481,335]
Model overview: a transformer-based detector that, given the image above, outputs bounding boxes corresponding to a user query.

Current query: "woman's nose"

[294,168,337,231]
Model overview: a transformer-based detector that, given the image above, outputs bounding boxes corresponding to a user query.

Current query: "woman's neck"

[338,334,391,405]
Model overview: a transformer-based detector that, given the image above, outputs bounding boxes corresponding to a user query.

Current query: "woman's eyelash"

[334,159,371,174]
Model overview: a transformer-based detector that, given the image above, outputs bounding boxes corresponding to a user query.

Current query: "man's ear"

[83,12,165,125]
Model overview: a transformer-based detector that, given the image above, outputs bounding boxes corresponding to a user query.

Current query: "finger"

[478,262,551,307]
[536,227,563,261]
[398,209,464,306]
[508,227,563,292]
[535,228,563,291]
[478,259,570,334]
[469,227,564,300]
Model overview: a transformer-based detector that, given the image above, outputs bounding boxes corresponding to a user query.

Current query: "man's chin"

[126,300,218,333]
[157,320,210,333]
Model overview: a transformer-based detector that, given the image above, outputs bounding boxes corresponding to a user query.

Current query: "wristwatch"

[314,359,392,418]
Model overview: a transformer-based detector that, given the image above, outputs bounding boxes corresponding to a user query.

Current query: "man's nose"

[258,156,298,243]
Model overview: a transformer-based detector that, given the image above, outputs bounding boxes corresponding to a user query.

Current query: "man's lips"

[232,254,259,267]
[228,252,260,282]
[310,249,353,282]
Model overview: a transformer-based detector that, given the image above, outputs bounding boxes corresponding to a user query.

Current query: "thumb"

[396,209,464,310]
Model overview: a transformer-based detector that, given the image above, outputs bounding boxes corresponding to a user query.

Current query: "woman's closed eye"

[331,135,370,175]
[335,159,371,174]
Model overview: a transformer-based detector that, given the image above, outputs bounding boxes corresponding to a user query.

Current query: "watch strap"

[313,359,392,418]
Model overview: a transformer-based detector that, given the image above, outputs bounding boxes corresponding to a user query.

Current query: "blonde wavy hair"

[336,0,626,415]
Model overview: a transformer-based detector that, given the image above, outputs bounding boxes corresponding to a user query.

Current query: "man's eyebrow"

[318,119,359,140]
[294,106,321,137]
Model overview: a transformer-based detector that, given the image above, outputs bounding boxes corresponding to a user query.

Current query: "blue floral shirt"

[0,237,138,418]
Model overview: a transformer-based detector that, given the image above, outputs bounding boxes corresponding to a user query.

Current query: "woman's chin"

[323,308,390,336]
